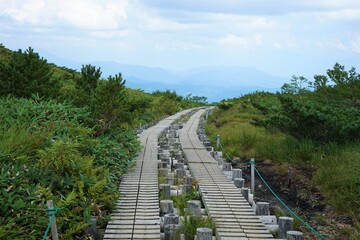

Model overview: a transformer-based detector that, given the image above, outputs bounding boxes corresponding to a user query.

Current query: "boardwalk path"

[179,109,274,240]
[104,110,191,240]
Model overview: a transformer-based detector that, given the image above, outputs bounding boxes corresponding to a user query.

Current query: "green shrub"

[315,148,360,215]
[179,214,215,240]
[0,97,138,239]
[205,90,360,238]
[171,191,201,216]
[0,47,59,98]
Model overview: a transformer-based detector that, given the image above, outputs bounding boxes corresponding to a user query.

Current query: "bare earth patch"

[235,159,354,240]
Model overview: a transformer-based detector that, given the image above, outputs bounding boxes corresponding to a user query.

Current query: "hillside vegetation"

[206,65,360,239]
[0,44,206,239]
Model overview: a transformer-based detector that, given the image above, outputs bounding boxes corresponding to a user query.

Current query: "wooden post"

[232,169,242,180]
[164,224,179,240]
[250,158,255,196]
[183,176,193,193]
[234,178,245,188]
[222,163,232,171]
[160,200,174,216]
[187,200,201,216]
[183,176,193,186]
[164,213,179,226]
[279,217,294,238]
[196,228,212,240]
[255,202,270,215]
[175,152,183,161]
[160,184,171,198]
[158,161,168,169]
[46,200,59,240]
[287,167,293,188]
[241,187,250,203]
[286,230,303,240]
[85,216,97,239]
[175,162,184,170]
[217,157,224,166]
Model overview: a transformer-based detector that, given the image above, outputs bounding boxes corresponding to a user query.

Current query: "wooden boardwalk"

[179,109,274,240]
[104,110,191,240]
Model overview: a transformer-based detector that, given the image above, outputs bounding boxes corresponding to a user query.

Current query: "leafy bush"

[0,44,207,239]
[252,64,360,144]
[254,95,360,143]
[205,70,360,237]
[0,97,138,239]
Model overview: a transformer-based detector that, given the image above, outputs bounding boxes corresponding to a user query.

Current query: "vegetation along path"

[104,110,192,240]
[179,109,274,240]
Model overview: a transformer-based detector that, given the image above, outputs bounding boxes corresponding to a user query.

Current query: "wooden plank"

[179,109,274,240]
[104,109,193,239]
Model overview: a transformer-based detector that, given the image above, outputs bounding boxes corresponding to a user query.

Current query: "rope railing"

[42,204,67,240]
[254,167,328,240]
[217,136,250,167]
[215,134,328,240]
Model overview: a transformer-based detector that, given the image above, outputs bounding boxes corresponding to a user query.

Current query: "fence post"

[250,158,255,197]
[47,200,59,240]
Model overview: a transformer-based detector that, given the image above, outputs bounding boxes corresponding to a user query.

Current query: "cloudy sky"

[1,0,360,79]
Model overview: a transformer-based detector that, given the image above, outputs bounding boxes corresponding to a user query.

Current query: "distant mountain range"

[94,62,287,102]
[41,51,288,102]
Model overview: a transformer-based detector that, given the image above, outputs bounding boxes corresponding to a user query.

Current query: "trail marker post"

[46,200,59,240]
[250,158,255,197]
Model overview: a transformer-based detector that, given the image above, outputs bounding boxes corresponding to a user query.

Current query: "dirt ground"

[236,159,354,240]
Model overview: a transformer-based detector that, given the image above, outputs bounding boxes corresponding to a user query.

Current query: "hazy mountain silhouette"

[38,50,287,102]
[94,62,286,102]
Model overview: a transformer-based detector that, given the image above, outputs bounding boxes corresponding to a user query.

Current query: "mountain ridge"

[37,49,287,102]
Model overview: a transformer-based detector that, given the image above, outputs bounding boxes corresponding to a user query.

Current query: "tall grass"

[206,98,360,224]
[206,106,321,163]
[179,214,215,240]
[314,147,360,215]
[207,105,320,164]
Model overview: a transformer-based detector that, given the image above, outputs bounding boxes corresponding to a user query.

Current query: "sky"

[1,0,360,80]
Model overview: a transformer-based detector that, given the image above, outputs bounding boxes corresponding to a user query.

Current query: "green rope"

[254,167,328,240]
[218,141,234,162]
[42,206,67,240]
[218,140,250,167]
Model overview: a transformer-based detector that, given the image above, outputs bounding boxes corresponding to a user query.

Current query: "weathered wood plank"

[179,109,274,240]
[104,110,193,239]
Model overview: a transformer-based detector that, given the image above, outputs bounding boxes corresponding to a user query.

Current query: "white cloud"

[2,0,48,25]
[351,36,360,53]
[55,0,128,29]
[139,0,360,18]
[90,30,129,39]
[141,17,199,32]
[210,14,288,32]
[315,39,348,50]
[218,34,263,49]
[1,0,358,76]
[0,0,129,30]
[313,8,360,22]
